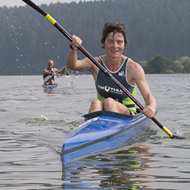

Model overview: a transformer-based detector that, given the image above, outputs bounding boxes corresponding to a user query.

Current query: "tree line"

[139,55,190,74]
[0,0,190,75]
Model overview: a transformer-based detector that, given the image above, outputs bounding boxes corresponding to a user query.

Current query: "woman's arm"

[128,59,156,118]
[66,35,98,79]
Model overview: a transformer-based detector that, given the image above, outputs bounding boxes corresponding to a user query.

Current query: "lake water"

[1,74,190,190]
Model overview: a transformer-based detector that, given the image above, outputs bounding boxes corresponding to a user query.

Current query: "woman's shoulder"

[127,58,143,71]
[127,59,145,83]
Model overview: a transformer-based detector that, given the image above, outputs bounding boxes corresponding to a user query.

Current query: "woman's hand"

[141,106,155,118]
[70,35,82,51]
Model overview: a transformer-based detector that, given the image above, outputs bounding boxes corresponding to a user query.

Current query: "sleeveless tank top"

[95,57,137,112]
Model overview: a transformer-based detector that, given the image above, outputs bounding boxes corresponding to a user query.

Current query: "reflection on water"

[43,88,57,94]
[62,144,156,189]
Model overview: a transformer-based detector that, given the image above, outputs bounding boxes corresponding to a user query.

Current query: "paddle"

[22,0,184,139]
[57,66,67,77]
[43,74,54,84]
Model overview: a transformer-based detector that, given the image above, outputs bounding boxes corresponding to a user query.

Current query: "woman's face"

[103,32,125,59]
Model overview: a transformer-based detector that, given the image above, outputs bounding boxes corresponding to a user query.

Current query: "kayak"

[42,83,58,89]
[61,110,151,164]
[61,111,151,164]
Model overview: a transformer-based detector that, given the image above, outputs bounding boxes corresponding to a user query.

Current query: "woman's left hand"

[141,106,155,118]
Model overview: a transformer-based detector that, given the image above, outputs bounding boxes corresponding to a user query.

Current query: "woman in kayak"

[66,22,156,118]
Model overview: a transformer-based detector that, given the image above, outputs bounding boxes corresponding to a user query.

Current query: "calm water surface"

[0,74,190,190]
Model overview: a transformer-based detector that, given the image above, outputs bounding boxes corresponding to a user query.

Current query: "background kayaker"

[66,22,156,118]
[43,60,67,85]
[66,70,70,76]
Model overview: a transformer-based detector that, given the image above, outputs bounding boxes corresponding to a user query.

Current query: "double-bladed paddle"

[22,0,185,139]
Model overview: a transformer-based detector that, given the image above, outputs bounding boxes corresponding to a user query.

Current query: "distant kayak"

[42,84,58,89]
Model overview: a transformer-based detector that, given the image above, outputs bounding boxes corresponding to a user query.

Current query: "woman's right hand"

[70,35,82,51]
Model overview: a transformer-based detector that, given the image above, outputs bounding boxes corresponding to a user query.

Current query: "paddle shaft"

[22,0,184,139]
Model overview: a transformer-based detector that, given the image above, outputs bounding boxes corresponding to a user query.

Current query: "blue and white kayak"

[42,83,58,89]
[61,111,151,164]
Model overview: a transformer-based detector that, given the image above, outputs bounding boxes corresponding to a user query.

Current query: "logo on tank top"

[105,86,110,92]
[118,71,125,77]
[98,85,123,94]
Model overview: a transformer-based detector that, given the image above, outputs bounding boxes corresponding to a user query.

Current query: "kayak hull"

[42,84,58,89]
[61,111,151,164]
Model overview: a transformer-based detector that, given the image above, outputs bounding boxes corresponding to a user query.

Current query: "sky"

[0,0,92,7]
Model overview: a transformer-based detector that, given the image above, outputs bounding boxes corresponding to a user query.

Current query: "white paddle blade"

[44,75,53,83]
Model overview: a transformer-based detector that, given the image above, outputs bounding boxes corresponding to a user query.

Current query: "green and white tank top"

[95,57,137,112]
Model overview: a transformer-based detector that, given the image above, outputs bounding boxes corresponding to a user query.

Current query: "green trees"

[146,55,172,74]
[0,0,190,75]
[139,55,190,74]
[173,57,190,73]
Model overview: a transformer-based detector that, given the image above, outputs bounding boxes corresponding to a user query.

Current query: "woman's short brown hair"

[101,22,128,48]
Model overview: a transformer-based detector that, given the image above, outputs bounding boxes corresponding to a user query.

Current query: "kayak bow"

[61,111,151,163]
[42,83,58,89]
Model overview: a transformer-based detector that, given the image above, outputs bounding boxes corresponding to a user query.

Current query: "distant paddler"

[43,60,66,85]
[66,70,71,77]
[75,71,79,76]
